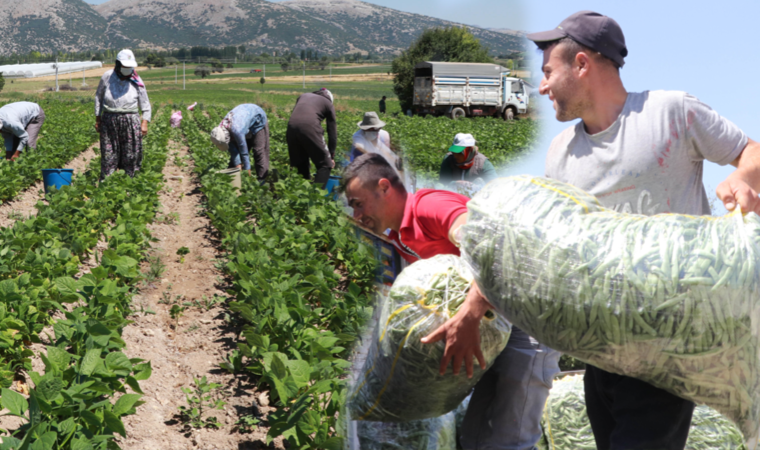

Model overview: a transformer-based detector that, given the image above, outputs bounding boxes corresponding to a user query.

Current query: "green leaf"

[30,431,57,450]
[125,376,144,395]
[105,352,132,373]
[57,417,76,440]
[132,361,152,381]
[80,348,101,376]
[270,354,288,380]
[36,375,63,403]
[113,393,142,416]
[54,277,83,300]
[79,410,101,428]
[321,436,344,450]
[46,346,71,371]
[285,360,311,388]
[103,410,126,437]
[1,388,27,416]
[70,438,94,450]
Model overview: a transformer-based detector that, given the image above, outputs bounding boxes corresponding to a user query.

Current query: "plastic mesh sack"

[461,175,760,447]
[357,413,456,450]
[538,374,747,450]
[348,254,511,422]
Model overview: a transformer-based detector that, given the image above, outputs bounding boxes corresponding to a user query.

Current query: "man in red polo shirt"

[343,153,560,450]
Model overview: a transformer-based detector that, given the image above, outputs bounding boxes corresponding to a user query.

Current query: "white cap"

[449,133,476,153]
[116,49,138,68]
[210,126,230,151]
[322,88,333,103]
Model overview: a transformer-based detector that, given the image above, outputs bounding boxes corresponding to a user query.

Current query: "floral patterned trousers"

[99,113,142,181]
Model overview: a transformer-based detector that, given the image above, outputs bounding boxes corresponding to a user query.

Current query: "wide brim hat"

[449,133,476,153]
[357,111,386,130]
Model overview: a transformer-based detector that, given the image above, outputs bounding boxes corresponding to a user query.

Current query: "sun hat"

[116,49,138,68]
[527,11,628,68]
[210,126,230,151]
[448,133,476,153]
[357,112,386,130]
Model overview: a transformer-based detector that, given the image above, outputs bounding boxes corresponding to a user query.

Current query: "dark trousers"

[286,127,332,187]
[584,365,695,450]
[229,123,270,180]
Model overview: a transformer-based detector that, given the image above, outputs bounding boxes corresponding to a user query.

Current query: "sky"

[505,0,760,215]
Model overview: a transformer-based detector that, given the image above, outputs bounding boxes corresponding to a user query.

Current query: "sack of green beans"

[357,412,457,450]
[538,374,747,450]
[461,175,760,447]
[348,254,511,422]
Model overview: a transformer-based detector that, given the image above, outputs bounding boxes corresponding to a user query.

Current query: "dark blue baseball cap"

[527,11,628,67]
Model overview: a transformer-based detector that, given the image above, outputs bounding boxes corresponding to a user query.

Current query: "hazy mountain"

[0,0,528,57]
[0,0,107,55]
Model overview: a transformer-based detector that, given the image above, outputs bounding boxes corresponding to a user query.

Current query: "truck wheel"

[450,107,466,120]
[503,107,516,121]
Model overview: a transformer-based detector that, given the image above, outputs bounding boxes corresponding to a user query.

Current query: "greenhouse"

[0,61,103,78]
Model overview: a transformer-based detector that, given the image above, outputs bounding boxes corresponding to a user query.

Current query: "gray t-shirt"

[545,91,747,216]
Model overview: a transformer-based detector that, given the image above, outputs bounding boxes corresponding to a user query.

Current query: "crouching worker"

[0,101,45,161]
[210,103,270,182]
[342,153,560,450]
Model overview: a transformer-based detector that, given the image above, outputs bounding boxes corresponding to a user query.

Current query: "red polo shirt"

[389,189,470,263]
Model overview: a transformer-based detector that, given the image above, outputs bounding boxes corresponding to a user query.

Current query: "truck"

[412,61,529,120]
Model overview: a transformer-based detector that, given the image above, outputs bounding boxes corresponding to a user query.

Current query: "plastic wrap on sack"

[348,254,511,422]
[461,175,760,447]
[538,374,747,450]
[357,412,456,450]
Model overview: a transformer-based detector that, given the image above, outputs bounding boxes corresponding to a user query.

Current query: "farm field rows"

[0,80,541,448]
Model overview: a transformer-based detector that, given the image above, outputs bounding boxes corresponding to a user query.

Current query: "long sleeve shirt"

[94,70,152,121]
[222,104,268,171]
[0,101,41,153]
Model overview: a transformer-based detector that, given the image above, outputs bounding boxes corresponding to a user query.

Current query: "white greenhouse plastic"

[0,61,103,78]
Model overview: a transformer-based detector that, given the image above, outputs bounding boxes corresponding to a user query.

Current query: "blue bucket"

[41,169,73,194]
[325,175,341,200]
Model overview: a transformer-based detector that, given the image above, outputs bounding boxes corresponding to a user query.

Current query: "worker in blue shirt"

[0,101,45,161]
[210,104,270,181]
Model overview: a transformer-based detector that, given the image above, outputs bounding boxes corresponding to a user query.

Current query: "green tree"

[194,65,211,79]
[260,77,265,90]
[0,72,5,94]
[391,26,492,112]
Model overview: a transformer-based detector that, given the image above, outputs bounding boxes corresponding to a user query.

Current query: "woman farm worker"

[0,101,45,161]
[94,49,151,180]
[439,133,496,189]
[349,111,413,190]
[209,104,270,182]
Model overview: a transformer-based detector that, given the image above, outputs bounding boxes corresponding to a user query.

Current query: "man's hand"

[95,117,101,133]
[717,177,760,214]
[721,138,760,214]
[141,120,148,137]
[329,158,335,169]
[421,282,492,378]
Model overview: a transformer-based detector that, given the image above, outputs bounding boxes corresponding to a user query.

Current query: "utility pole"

[302,61,305,89]
[263,63,265,78]
[183,62,186,90]
[330,63,332,81]
[55,57,59,92]
[82,67,86,87]
[175,64,178,84]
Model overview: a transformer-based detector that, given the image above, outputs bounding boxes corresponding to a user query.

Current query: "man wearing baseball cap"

[439,133,496,189]
[530,10,760,450]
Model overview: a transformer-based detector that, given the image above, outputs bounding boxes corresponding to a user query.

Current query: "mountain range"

[0,0,528,57]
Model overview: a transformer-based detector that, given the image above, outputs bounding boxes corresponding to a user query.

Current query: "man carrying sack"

[529,10,760,450]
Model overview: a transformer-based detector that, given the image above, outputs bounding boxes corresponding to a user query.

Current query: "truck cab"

[413,61,529,120]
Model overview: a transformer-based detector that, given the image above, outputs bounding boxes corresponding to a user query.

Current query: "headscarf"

[455,147,478,170]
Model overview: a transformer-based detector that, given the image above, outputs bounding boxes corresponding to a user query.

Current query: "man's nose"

[539,78,549,95]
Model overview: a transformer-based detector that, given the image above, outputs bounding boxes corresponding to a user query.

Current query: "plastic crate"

[354,226,403,285]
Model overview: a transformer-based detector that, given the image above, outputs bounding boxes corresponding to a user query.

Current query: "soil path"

[117,137,282,450]
[0,143,99,228]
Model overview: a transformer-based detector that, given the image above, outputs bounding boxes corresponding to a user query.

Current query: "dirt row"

[0,144,99,228]
[0,135,283,448]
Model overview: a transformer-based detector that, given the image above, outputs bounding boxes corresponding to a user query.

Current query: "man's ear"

[575,52,591,77]
[377,178,391,195]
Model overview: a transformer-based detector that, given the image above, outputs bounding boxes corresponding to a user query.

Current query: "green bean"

[462,176,760,446]
[349,254,511,422]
